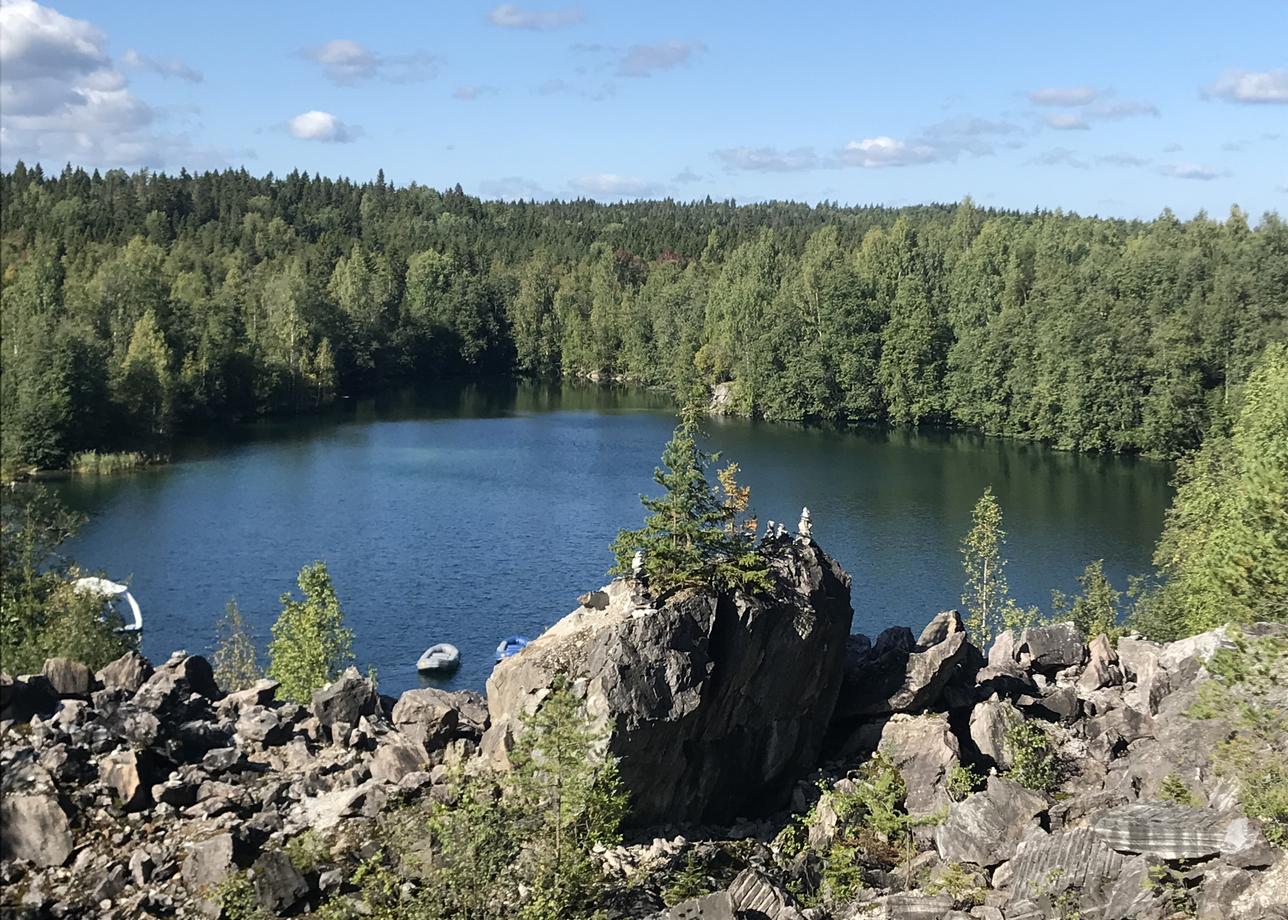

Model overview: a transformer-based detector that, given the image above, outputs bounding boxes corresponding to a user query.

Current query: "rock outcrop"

[0,651,488,919]
[483,538,854,824]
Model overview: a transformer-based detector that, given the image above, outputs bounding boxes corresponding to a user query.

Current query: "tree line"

[3,162,1285,469]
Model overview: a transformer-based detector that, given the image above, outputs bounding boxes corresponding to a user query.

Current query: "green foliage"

[212,872,271,920]
[327,677,628,920]
[1140,343,1288,639]
[923,862,987,908]
[1051,560,1122,640]
[947,763,985,801]
[1186,628,1288,845]
[850,753,911,842]
[7,166,1284,470]
[284,830,330,873]
[960,487,1014,648]
[0,487,133,675]
[70,451,150,474]
[611,409,769,595]
[662,854,715,907]
[508,678,630,920]
[213,599,262,692]
[1004,719,1062,794]
[820,844,865,904]
[1157,773,1199,808]
[267,561,354,703]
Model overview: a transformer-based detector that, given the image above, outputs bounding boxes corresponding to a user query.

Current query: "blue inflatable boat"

[495,635,529,662]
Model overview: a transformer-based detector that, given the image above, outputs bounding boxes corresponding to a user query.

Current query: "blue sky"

[1,0,1285,219]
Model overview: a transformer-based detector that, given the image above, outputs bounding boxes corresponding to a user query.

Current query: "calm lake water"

[51,381,1174,695]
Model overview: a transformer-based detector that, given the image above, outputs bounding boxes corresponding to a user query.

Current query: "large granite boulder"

[934,776,1047,867]
[876,712,960,817]
[482,539,853,825]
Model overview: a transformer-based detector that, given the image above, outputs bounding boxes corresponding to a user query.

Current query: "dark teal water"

[51,381,1174,695]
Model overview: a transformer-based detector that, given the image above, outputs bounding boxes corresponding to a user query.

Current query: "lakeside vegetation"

[3,165,1285,471]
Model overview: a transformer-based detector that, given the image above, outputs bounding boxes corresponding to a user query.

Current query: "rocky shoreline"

[1,539,1284,919]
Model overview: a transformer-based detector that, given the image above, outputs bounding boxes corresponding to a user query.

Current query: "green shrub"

[0,487,133,675]
[1051,560,1122,641]
[267,561,354,702]
[1157,773,1199,807]
[213,599,262,692]
[924,862,986,908]
[662,854,715,907]
[1004,719,1062,794]
[850,753,909,843]
[1186,628,1288,845]
[947,764,985,801]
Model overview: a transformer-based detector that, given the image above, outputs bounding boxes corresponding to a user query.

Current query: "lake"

[51,380,1174,695]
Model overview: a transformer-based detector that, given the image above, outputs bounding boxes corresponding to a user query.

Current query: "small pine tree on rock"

[610,407,768,595]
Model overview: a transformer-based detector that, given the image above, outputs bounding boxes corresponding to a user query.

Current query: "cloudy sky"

[1,0,1285,218]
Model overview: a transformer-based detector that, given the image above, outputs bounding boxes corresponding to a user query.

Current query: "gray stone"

[182,832,236,894]
[663,890,735,919]
[311,667,378,730]
[865,893,955,919]
[391,687,487,752]
[1092,802,1229,860]
[251,849,308,913]
[483,539,853,826]
[99,749,153,811]
[0,672,59,722]
[1198,866,1254,920]
[877,713,960,816]
[1077,634,1122,693]
[129,848,155,885]
[41,657,93,697]
[1003,827,1127,903]
[370,736,430,783]
[968,698,1021,768]
[579,590,611,610]
[236,704,291,746]
[934,776,1048,867]
[1016,622,1086,672]
[97,652,153,693]
[1221,817,1277,869]
[219,678,279,710]
[835,611,970,719]
[0,793,73,866]
[1230,856,1288,920]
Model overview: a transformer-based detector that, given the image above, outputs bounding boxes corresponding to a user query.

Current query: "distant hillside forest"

[2,163,1285,468]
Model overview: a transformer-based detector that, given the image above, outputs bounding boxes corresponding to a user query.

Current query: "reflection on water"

[52,379,1173,695]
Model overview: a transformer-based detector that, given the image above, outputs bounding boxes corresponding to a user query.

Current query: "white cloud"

[0,1,224,169]
[287,110,358,143]
[1159,163,1227,181]
[1027,86,1099,106]
[617,40,705,77]
[1206,69,1288,104]
[715,146,818,172]
[672,166,702,183]
[1044,113,1089,130]
[487,4,583,30]
[535,77,616,101]
[1097,153,1151,168]
[1092,99,1158,120]
[569,173,666,199]
[300,39,438,85]
[122,48,202,83]
[839,136,939,168]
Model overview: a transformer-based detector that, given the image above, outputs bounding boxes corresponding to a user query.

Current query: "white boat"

[417,643,460,672]
[73,576,142,632]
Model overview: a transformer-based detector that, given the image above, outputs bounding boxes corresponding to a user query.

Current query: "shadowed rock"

[482,539,853,825]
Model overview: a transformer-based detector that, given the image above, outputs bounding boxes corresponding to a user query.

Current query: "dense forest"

[2,163,1285,469]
